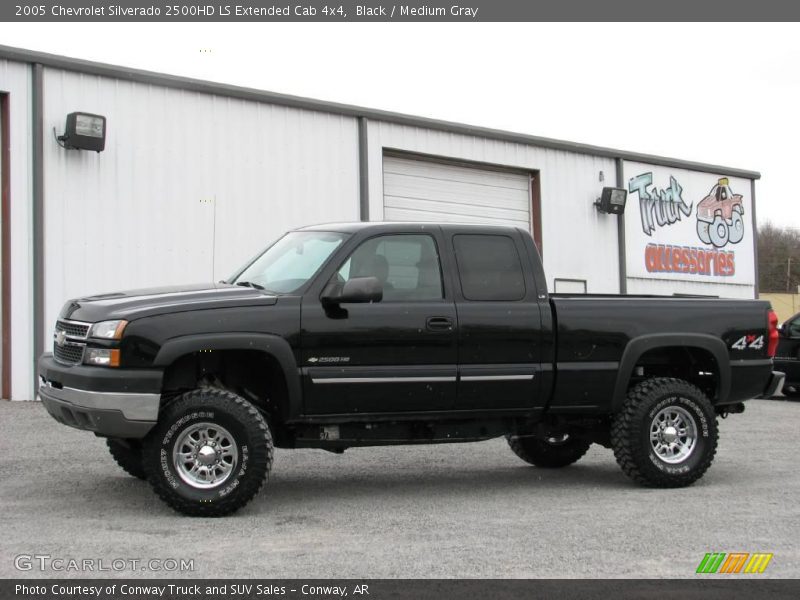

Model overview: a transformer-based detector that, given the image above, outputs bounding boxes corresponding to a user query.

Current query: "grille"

[56,319,90,339]
[54,342,85,365]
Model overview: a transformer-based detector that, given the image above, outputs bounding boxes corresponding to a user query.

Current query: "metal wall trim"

[0,92,10,399]
[32,63,44,396]
[751,179,759,298]
[358,117,369,221]
[616,157,627,294]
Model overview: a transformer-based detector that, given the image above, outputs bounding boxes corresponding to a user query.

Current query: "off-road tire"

[507,434,591,468]
[611,377,718,488]
[142,388,273,517]
[106,438,146,480]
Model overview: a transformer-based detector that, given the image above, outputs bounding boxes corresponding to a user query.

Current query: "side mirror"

[321,276,383,306]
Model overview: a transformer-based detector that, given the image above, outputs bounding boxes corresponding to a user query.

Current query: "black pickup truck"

[39,222,783,516]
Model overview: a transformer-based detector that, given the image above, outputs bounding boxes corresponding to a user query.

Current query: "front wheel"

[611,377,718,487]
[142,388,273,517]
[507,433,591,468]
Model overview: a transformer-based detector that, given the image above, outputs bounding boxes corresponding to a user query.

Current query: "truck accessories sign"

[624,162,755,287]
[644,244,735,277]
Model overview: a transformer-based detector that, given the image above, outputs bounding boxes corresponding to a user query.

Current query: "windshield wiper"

[235,281,265,290]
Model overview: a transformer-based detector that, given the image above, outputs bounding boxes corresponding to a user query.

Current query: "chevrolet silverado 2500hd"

[38,222,784,516]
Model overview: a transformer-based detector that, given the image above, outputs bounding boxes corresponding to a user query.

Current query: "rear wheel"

[106,438,146,480]
[507,433,591,468]
[142,387,273,517]
[611,377,718,487]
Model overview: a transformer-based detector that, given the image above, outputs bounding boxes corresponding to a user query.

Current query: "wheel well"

[161,349,291,428]
[629,346,719,401]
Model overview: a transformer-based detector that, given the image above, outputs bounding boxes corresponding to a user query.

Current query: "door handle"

[426,316,454,331]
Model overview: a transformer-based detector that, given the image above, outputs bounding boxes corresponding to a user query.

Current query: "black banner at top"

[4,0,800,21]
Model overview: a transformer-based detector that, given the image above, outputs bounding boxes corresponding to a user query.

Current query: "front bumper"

[38,354,162,438]
[760,370,786,399]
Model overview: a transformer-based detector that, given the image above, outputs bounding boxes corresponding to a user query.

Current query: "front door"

[301,231,457,415]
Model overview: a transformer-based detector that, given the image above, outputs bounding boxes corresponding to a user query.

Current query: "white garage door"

[382,154,531,229]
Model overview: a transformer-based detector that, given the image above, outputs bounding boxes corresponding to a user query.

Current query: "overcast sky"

[1,22,798,227]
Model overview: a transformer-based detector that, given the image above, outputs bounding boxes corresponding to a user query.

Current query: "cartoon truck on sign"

[696,178,745,248]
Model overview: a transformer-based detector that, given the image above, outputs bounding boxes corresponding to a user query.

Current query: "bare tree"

[758,222,800,292]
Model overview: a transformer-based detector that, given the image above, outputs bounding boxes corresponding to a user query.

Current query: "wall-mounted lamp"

[594,186,627,215]
[56,112,106,152]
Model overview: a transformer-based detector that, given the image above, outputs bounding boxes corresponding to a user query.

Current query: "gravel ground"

[0,398,798,579]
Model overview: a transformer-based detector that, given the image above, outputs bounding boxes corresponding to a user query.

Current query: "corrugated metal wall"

[366,122,621,293]
[0,59,33,400]
[41,68,360,352]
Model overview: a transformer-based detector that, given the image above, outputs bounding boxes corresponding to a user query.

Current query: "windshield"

[231,231,347,293]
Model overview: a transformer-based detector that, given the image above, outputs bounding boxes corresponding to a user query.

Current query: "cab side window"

[335,234,443,302]
[453,234,526,301]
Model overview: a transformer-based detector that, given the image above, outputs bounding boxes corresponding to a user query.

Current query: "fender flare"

[611,333,730,412]
[153,333,302,419]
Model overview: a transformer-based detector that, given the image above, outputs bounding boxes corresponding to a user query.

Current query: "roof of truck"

[297,221,520,233]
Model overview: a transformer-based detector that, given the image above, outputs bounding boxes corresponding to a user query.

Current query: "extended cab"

[38,223,784,516]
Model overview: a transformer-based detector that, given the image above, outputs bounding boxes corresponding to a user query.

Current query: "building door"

[382,153,535,237]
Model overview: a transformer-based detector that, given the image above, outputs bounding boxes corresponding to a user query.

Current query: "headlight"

[89,320,127,339]
[84,348,120,367]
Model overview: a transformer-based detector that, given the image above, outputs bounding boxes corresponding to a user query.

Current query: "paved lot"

[1,398,798,579]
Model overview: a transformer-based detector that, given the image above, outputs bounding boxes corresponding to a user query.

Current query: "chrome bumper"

[39,377,160,438]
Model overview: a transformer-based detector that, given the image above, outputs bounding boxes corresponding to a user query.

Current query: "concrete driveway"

[1,398,798,578]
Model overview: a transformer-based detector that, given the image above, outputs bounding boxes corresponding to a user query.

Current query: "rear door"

[448,230,544,410]
[300,229,458,415]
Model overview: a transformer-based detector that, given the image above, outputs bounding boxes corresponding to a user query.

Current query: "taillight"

[767,309,779,358]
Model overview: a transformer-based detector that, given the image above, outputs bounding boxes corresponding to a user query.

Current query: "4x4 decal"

[731,334,764,351]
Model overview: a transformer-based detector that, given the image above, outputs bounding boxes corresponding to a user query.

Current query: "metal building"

[0,45,761,400]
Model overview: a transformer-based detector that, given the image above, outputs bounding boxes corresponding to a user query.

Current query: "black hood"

[59,283,278,323]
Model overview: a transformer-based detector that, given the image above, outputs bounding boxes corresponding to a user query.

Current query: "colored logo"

[695,178,746,248]
[696,552,773,574]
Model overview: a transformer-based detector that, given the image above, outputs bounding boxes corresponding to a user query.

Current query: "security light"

[57,112,106,152]
[595,187,627,215]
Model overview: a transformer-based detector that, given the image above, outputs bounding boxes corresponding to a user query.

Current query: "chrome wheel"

[650,405,697,464]
[173,422,238,489]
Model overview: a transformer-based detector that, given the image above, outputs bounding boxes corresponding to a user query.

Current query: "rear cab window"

[452,234,526,301]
